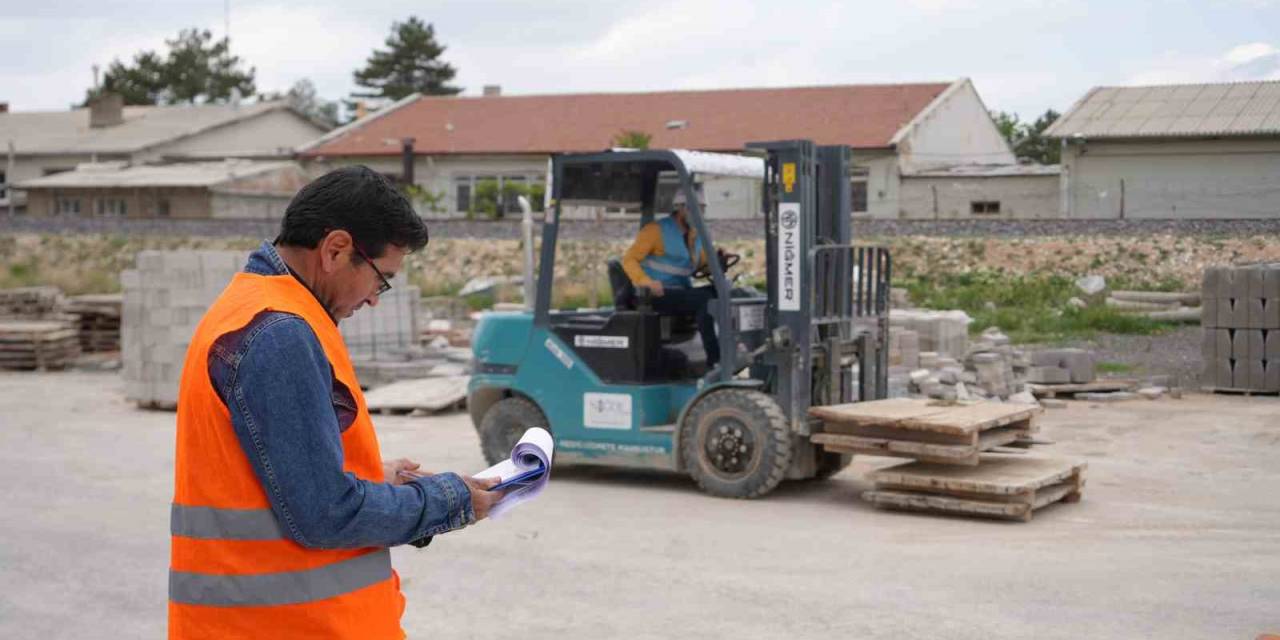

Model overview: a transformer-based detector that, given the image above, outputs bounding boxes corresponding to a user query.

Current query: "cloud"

[1125,42,1280,86]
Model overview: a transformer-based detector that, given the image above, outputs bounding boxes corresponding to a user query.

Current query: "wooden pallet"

[864,455,1086,522]
[1027,379,1136,398]
[0,320,81,370]
[808,398,1041,466]
[363,376,470,415]
[1200,386,1280,397]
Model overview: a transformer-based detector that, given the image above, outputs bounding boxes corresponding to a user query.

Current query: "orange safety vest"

[169,271,405,639]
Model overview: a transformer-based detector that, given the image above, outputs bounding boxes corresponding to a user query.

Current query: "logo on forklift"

[583,392,632,429]
[778,202,801,311]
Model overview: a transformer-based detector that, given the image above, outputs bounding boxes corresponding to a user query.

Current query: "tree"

[351,17,461,104]
[262,79,339,128]
[85,28,255,106]
[990,109,1062,165]
[611,130,652,149]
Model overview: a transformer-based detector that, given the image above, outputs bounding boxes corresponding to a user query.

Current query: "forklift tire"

[680,389,791,499]
[478,396,549,466]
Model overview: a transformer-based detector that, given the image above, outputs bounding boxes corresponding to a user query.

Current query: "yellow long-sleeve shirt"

[621,219,708,287]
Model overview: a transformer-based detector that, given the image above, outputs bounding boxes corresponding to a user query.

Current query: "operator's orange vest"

[168,271,405,640]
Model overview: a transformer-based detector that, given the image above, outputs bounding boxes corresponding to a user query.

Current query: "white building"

[299,80,1024,219]
[1047,79,1280,219]
[0,95,328,211]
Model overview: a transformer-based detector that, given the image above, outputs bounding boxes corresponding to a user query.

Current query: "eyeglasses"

[353,245,392,296]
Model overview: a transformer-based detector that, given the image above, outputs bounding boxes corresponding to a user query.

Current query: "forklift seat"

[606,258,699,344]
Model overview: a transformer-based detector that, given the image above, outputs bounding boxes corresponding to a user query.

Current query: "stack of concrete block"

[887,328,920,369]
[0,286,65,319]
[1201,264,1280,392]
[889,310,971,360]
[1027,348,1097,385]
[339,274,421,361]
[122,250,248,409]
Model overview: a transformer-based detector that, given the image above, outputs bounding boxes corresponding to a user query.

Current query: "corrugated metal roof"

[15,160,298,189]
[0,101,300,155]
[1045,80,1280,139]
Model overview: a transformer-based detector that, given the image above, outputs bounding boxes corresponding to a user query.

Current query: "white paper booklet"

[476,427,554,518]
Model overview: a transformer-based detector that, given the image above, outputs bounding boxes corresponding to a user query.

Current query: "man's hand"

[645,281,665,298]
[462,476,503,521]
[385,458,430,485]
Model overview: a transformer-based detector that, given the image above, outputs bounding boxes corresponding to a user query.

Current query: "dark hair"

[277,165,428,259]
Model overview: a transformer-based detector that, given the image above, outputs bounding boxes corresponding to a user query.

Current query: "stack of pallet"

[1201,264,1280,394]
[0,320,81,370]
[65,294,123,353]
[0,286,64,319]
[810,398,1085,521]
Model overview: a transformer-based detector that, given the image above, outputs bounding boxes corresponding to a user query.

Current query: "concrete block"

[1232,298,1251,328]
[1026,366,1071,384]
[1201,296,1217,328]
[1267,329,1280,359]
[1247,267,1267,300]
[1201,329,1216,362]
[1229,329,1245,360]
[1265,267,1280,301]
[1265,299,1280,330]
[1216,298,1234,329]
[1247,299,1266,330]
[1233,360,1264,389]
[1060,350,1095,383]
[1216,358,1235,388]
[1243,329,1264,360]
[1264,361,1280,393]
[1229,268,1250,299]
[1200,267,1220,297]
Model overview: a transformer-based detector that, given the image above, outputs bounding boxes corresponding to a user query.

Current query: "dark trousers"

[651,286,719,367]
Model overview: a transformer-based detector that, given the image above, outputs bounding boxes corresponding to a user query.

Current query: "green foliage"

[351,17,460,102]
[612,130,652,149]
[472,179,501,219]
[260,79,338,128]
[1097,361,1135,374]
[989,109,1061,165]
[402,184,447,214]
[904,271,1172,343]
[86,28,256,106]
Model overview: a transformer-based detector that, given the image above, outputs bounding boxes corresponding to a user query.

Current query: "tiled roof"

[301,82,955,157]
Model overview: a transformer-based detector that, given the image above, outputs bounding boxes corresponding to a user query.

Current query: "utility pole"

[225,0,231,43]
[7,141,15,217]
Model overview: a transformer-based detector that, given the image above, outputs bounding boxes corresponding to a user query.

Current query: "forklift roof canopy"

[557,149,764,208]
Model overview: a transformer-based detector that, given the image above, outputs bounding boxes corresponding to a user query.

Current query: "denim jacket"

[206,241,473,550]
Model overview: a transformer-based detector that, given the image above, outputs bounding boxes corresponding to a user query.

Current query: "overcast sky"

[4,0,1279,120]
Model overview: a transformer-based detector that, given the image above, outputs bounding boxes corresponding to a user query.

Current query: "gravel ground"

[1037,325,1205,388]
[4,215,1279,241]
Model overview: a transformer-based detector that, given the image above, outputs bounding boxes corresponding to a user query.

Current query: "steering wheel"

[693,250,741,280]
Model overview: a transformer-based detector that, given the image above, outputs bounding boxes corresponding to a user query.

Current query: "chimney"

[482,85,502,97]
[0,103,8,114]
[89,93,124,128]
[401,138,415,185]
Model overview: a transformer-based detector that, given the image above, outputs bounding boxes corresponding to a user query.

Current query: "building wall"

[853,151,900,219]
[144,109,328,161]
[24,186,210,218]
[895,79,1016,173]
[900,174,1059,219]
[4,153,127,208]
[1062,137,1280,219]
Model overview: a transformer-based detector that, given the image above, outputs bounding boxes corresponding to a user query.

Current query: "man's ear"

[318,230,355,274]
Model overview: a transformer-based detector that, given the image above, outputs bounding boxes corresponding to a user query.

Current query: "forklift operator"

[621,189,720,368]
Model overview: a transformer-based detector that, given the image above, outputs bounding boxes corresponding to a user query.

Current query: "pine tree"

[85,28,255,106]
[351,17,461,102]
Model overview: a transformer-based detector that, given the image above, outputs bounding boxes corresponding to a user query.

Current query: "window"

[0,170,6,200]
[155,199,171,217]
[454,178,471,213]
[96,197,127,217]
[55,196,81,215]
[453,173,546,216]
[850,167,869,214]
[970,201,1001,215]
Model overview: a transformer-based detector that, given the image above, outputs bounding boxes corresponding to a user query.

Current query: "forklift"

[467,140,891,498]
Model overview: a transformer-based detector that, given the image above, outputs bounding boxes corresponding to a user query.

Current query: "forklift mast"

[748,140,891,435]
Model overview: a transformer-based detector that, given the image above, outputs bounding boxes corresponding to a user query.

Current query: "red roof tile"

[302,83,953,157]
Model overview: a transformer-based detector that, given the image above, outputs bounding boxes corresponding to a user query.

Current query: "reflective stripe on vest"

[641,216,697,288]
[171,504,286,540]
[170,549,393,607]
